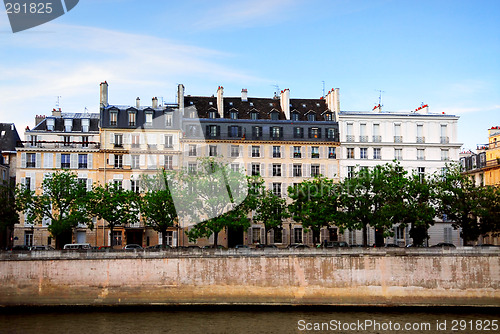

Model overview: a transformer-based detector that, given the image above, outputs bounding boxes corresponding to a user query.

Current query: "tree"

[15,171,91,249]
[89,183,139,247]
[0,181,18,249]
[184,157,256,247]
[287,176,340,245]
[140,170,178,247]
[436,164,500,244]
[253,189,289,245]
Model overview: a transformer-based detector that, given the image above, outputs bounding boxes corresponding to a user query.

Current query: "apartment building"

[179,85,340,247]
[338,105,462,246]
[14,109,100,247]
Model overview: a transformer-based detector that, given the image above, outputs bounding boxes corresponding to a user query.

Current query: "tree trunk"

[109,224,114,248]
[362,224,368,247]
[213,231,218,247]
[161,228,167,248]
[265,227,269,245]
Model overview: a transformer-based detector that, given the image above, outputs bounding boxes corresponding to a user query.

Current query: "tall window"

[360,148,368,159]
[131,180,140,194]
[209,111,216,119]
[145,112,153,126]
[131,155,140,169]
[165,112,173,127]
[417,167,425,183]
[440,124,448,143]
[273,164,282,177]
[231,145,239,158]
[328,147,336,159]
[128,112,136,127]
[252,126,262,138]
[291,113,299,121]
[26,153,36,168]
[188,163,197,174]
[324,113,332,121]
[272,183,282,197]
[209,145,217,157]
[110,111,117,126]
[441,149,449,161]
[230,111,238,119]
[131,134,140,148]
[164,155,173,170]
[189,145,197,157]
[271,112,279,120]
[78,154,88,169]
[416,124,424,143]
[293,146,301,158]
[373,124,381,142]
[360,123,367,142]
[294,228,303,243]
[394,149,402,160]
[112,231,122,246]
[63,136,71,147]
[229,126,239,137]
[250,112,258,120]
[394,123,402,143]
[251,163,260,176]
[273,146,281,158]
[417,149,425,160]
[311,165,320,177]
[347,166,355,179]
[114,154,123,169]
[252,146,260,158]
[373,148,381,160]
[310,127,320,138]
[165,135,173,148]
[347,148,354,159]
[293,127,303,138]
[346,123,354,142]
[271,127,282,138]
[208,125,218,138]
[293,164,302,177]
[61,154,70,169]
[311,146,319,158]
[327,128,335,139]
[114,134,123,147]
[307,113,316,121]
[82,136,89,148]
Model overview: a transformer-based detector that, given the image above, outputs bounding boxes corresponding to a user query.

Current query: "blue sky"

[1,0,499,150]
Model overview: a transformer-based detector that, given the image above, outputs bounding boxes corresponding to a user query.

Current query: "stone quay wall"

[0,248,498,307]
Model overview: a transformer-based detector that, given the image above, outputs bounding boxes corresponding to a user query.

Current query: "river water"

[0,307,498,334]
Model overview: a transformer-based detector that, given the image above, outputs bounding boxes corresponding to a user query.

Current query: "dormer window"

[230,111,238,119]
[307,113,316,122]
[250,112,258,120]
[46,118,55,131]
[128,111,136,127]
[164,112,173,126]
[324,113,332,121]
[82,118,90,132]
[209,111,216,119]
[291,113,299,121]
[145,112,153,126]
[271,112,279,120]
[110,111,117,126]
[64,118,72,132]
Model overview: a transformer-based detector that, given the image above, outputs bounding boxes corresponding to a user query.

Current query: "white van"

[63,243,91,250]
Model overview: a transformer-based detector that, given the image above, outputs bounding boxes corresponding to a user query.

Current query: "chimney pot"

[136,97,140,109]
[241,88,248,102]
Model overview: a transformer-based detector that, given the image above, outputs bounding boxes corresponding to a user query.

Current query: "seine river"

[0,307,498,334]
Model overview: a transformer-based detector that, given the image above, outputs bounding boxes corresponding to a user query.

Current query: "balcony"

[61,163,70,169]
[114,143,124,148]
[20,141,100,149]
[394,136,403,143]
[372,135,382,142]
[328,153,336,159]
[440,136,449,144]
[26,162,36,168]
[346,135,355,142]
[417,156,425,161]
[273,153,281,158]
[131,143,140,149]
[416,137,425,143]
[78,163,88,169]
[148,144,157,150]
[293,153,302,158]
[359,135,368,142]
[311,153,319,159]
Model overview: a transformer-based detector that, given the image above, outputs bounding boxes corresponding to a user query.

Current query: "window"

[273,146,281,158]
[131,180,140,194]
[252,146,260,158]
[251,163,260,176]
[347,148,354,159]
[395,149,402,160]
[145,112,153,126]
[131,134,140,148]
[61,154,70,169]
[416,124,424,143]
[26,153,36,168]
[252,126,262,138]
[114,134,123,147]
[252,228,261,244]
[360,148,368,159]
[309,127,320,138]
[208,125,218,138]
[274,228,283,243]
[373,124,381,142]
[113,179,123,189]
[271,112,279,120]
[114,155,123,169]
[328,147,336,159]
[347,166,355,179]
[165,135,173,148]
[271,126,282,138]
[294,228,303,243]
[373,148,381,160]
[346,123,354,142]
[112,231,122,246]
[229,126,239,137]
[273,164,282,177]
[231,145,239,158]
[441,149,449,161]
[78,154,87,169]
[324,113,332,121]
[209,111,216,119]
[293,127,303,138]
[128,112,136,127]
[131,155,140,169]
[165,112,173,127]
[110,111,117,126]
[417,167,425,183]
[307,113,316,121]
[25,231,33,247]
[82,136,89,148]
[189,110,196,118]
[209,145,217,157]
[64,118,72,132]
[360,124,367,142]
[417,149,425,160]
[293,146,301,158]
[188,163,197,174]
[231,164,240,173]
[394,124,402,143]
[326,128,335,139]
[311,146,319,158]
[164,155,173,170]
[444,227,452,244]
[29,135,38,147]
[250,112,258,120]
[293,164,302,177]
[64,136,71,147]
[189,145,197,157]
[273,183,282,197]
[311,165,320,177]
[291,113,299,121]
[230,111,238,119]
[25,177,31,190]
[440,124,448,143]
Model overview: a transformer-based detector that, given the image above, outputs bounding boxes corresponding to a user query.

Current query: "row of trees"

[14,158,500,248]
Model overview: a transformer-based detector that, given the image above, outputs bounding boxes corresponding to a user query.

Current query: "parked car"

[383,243,400,248]
[235,244,249,249]
[288,243,310,249]
[325,241,349,248]
[202,245,226,249]
[97,245,112,250]
[147,244,171,250]
[474,244,500,248]
[431,243,456,248]
[255,244,277,249]
[30,245,55,251]
[63,243,91,250]
[123,244,143,250]
[10,245,31,251]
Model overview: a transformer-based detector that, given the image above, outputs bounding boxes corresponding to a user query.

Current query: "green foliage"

[253,189,289,245]
[287,176,339,244]
[15,171,91,249]
[0,181,19,240]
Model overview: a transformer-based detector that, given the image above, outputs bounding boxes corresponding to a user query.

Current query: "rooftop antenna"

[56,96,61,108]
[375,89,385,109]
[322,81,325,97]
[159,96,164,106]
[271,84,280,97]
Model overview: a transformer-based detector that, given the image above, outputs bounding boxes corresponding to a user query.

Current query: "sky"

[0,0,499,151]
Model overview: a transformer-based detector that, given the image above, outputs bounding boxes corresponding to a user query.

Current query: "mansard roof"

[0,123,23,151]
[31,113,100,132]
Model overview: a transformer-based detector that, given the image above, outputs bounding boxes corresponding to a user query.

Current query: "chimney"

[100,81,108,108]
[136,97,140,109]
[280,89,290,119]
[52,108,61,117]
[152,97,158,109]
[217,86,224,117]
[241,89,248,102]
[177,84,185,112]
[333,88,340,121]
[35,115,45,126]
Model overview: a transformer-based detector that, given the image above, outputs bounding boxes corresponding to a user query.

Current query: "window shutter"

[20,152,26,168]
[173,155,178,167]
[320,164,325,176]
[290,147,293,159]
[304,164,310,177]
[239,145,243,157]
[173,231,178,247]
[205,125,210,137]
[280,127,284,138]
[318,128,322,138]
[301,146,306,159]
[260,228,265,244]
[260,145,264,158]
[227,145,231,158]
[282,228,288,245]
[20,177,25,187]
[291,228,295,244]
[124,154,131,166]
[238,126,242,138]
[270,229,274,244]
[248,146,252,158]
[108,154,114,165]
[70,154,78,169]
[124,133,130,145]
[289,164,293,177]
[282,164,286,177]
[268,164,273,177]
[43,153,50,168]
[227,126,232,137]
[159,155,165,167]
[247,227,252,244]
[30,174,36,191]
[260,163,265,177]
[88,154,93,169]
[56,153,61,168]
[110,133,115,144]
[123,179,131,191]
[252,127,256,137]
[247,163,251,176]
[139,155,146,168]
[35,153,41,168]
[196,144,201,156]
[87,179,93,191]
